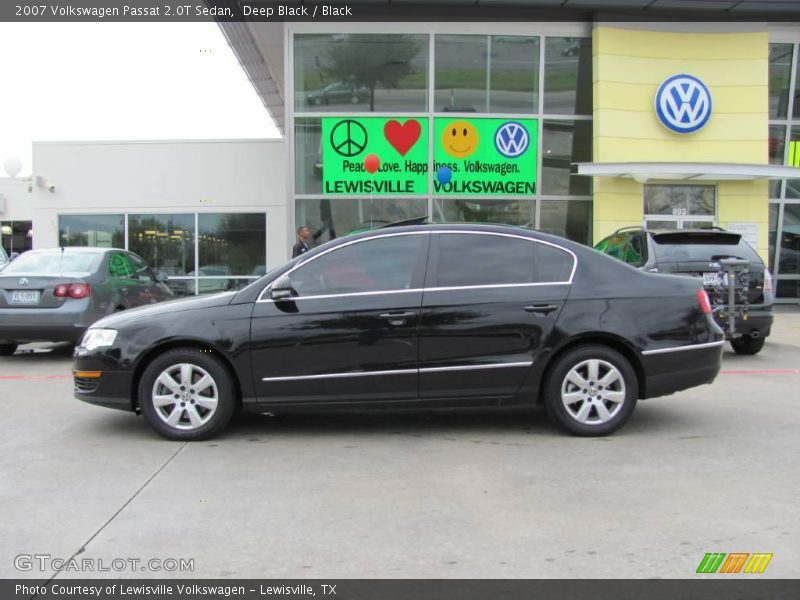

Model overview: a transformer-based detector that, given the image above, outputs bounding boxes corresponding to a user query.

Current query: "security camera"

[47,184,55,193]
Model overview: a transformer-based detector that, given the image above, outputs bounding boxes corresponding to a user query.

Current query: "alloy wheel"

[560,359,626,425]
[151,363,219,430]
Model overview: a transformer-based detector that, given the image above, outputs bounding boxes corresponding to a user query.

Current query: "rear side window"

[652,232,761,263]
[434,233,573,287]
[108,253,135,278]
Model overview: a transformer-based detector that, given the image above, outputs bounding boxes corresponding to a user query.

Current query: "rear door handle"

[524,304,559,316]
[378,311,417,326]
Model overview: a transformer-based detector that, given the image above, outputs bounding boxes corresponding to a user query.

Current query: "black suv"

[595,227,774,355]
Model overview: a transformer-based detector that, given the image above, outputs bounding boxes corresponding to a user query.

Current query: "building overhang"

[574,162,800,182]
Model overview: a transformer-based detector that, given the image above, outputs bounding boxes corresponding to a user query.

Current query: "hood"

[91,291,238,330]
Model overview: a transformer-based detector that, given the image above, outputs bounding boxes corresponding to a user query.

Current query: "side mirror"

[155,270,169,283]
[270,275,297,301]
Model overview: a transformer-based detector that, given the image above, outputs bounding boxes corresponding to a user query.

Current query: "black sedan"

[73,224,724,440]
[0,247,173,355]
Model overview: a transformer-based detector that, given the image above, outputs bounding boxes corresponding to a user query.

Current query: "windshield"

[1,250,103,275]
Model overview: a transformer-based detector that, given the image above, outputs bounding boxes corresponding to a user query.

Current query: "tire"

[544,345,638,436]
[139,348,236,441]
[0,342,18,356]
[730,336,765,356]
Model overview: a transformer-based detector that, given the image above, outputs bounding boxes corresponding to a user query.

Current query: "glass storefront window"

[58,214,124,248]
[769,203,780,273]
[295,34,428,113]
[128,214,195,278]
[432,198,534,227]
[539,199,592,245]
[544,37,592,115]
[296,198,428,247]
[777,203,800,276]
[769,43,793,119]
[199,213,267,278]
[541,120,592,196]
[295,118,323,195]
[786,126,800,199]
[644,185,716,217]
[434,35,539,114]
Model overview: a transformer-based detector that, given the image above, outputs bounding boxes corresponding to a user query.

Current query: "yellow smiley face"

[443,121,479,158]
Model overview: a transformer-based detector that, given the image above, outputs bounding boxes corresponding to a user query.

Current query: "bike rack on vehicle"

[711,258,751,339]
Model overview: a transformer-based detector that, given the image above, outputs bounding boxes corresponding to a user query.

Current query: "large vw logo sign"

[655,74,712,134]
[494,121,530,158]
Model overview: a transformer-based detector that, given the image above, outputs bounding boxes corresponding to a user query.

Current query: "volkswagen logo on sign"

[494,121,530,158]
[19,278,28,286]
[655,74,712,134]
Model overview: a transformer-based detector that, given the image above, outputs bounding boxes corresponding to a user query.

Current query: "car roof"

[24,247,120,254]
[338,222,583,252]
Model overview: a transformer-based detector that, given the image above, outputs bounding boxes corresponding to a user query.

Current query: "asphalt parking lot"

[1,308,799,580]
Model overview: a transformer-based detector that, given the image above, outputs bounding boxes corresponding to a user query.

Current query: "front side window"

[288,234,426,297]
[434,233,572,287]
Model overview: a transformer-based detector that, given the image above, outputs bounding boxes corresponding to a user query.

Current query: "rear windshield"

[1,251,102,274]
[651,232,760,263]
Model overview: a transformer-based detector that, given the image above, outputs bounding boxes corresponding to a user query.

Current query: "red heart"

[384,119,421,156]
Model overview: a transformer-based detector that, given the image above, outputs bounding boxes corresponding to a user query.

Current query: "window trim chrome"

[256,229,577,303]
[641,340,725,356]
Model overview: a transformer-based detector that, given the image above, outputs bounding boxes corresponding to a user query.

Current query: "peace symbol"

[330,120,368,157]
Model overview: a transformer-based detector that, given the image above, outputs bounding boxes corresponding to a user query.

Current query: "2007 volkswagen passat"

[73,224,725,440]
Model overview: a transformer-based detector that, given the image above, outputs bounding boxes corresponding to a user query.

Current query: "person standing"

[292,226,312,258]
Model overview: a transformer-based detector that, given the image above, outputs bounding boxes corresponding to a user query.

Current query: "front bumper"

[73,349,135,412]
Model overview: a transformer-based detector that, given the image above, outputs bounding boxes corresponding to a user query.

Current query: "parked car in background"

[306,82,368,105]
[74,224,723,440]
[595,227,773,355]
[0,247,173,356]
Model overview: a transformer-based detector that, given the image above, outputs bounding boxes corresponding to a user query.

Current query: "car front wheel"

[139,349,236,440]
[730,335,765,355]
[544,345,638,436]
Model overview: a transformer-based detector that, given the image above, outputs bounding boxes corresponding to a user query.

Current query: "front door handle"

[378,311,416,326]
[524,304,559,316]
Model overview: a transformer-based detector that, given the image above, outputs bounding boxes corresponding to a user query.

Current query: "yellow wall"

[592,26,770,260]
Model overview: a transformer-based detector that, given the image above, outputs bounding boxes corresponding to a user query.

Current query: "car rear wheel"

[139,349,236,441]
[0,342,18,356]
[544,345,638,436]
[730,335,765,355]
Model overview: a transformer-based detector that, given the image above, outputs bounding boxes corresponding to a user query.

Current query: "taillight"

[54,283,91,299]
[697,288,712,315]
[764,270,773,301]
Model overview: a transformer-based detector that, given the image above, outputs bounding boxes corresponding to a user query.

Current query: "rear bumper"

[0,303,99,343]
[642,341,724,399]
[713,305,773,339]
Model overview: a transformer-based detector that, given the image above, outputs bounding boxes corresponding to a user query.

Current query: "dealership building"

[1,4,800,301]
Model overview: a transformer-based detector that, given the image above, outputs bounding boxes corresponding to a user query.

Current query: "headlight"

[80,328,117,351]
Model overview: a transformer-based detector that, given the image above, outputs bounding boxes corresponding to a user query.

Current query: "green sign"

[433,117,538,196]
[322,117,429,195]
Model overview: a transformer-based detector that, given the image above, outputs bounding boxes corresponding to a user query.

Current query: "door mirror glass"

[270,275,297,301]
[155,270,169,283]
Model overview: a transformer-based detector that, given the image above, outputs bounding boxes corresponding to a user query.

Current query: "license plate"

[703,272,727,287]
[10,290,40,305]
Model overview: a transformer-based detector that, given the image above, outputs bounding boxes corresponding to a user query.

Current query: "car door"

[418,231,574,399]
[250,232,430,404]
